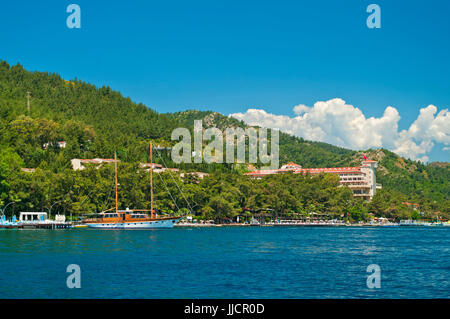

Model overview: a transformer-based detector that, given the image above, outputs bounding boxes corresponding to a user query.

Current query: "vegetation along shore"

[0,61,448,224]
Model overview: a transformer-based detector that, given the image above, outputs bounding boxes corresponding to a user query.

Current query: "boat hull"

[87,218,179,229]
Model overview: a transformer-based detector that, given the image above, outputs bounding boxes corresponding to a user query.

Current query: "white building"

[280,162,302,170]
[245,160,381,200]
[43,141,66,150]
[19,212,49,223]
[71,158,117,170]
[180,172,210,181]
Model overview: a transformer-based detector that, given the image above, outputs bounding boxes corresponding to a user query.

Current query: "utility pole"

[26,91,31,115]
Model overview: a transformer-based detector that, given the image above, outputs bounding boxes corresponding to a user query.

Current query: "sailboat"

[84,142,180,229]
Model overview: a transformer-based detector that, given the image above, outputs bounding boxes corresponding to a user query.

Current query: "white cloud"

[293,104,311,114]
[392,105,450,161]
[229,98,449,162]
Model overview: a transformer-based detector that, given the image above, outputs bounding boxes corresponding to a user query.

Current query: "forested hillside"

[0,60,178,167]
[0,61,448,220]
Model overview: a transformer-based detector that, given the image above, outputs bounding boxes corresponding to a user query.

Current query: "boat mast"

[115,152,118,215]
[150,141,154,219]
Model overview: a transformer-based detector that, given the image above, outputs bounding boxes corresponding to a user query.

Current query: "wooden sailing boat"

[84,141,180,229]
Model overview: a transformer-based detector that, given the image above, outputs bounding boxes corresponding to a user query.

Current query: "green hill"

[166,110,450,214]
[0,61,448,219]
[0,60,178,166]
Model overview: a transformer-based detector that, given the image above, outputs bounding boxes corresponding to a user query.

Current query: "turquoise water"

[0,227,448,298]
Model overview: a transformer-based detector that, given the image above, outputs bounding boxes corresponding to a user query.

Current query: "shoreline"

[174,223,448,228]
[2,221,448,229]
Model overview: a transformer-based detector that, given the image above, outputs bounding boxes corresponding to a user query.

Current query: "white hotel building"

[245,160,381,201]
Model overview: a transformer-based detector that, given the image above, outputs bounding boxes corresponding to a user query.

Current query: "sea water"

[0,227,448,298]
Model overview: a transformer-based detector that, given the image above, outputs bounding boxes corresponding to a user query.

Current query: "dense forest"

[0,61,448,221]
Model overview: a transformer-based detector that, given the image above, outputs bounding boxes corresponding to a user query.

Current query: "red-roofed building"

[245,160,381,200]
[402,202,420,210]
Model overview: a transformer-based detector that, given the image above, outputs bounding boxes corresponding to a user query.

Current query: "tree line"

[0,60,448,221]
[1,157,446,222]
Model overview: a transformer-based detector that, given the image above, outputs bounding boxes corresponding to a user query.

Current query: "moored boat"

[83,142,180,229]
[84,208,179,229]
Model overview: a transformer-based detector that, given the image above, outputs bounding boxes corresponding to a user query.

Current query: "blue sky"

[0,0,449,161]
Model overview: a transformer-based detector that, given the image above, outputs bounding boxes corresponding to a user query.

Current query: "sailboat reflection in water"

[83,141,181,229]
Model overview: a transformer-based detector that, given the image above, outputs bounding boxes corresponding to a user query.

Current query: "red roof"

[285,162,302,167]
[245,166,364,176]
[295,168,363,175]
[402,202,419,206]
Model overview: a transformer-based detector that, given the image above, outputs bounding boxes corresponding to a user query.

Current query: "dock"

[1,223,73,229]
[20,222,72,229]
[0,225,23,229]
[15,212,73,229]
